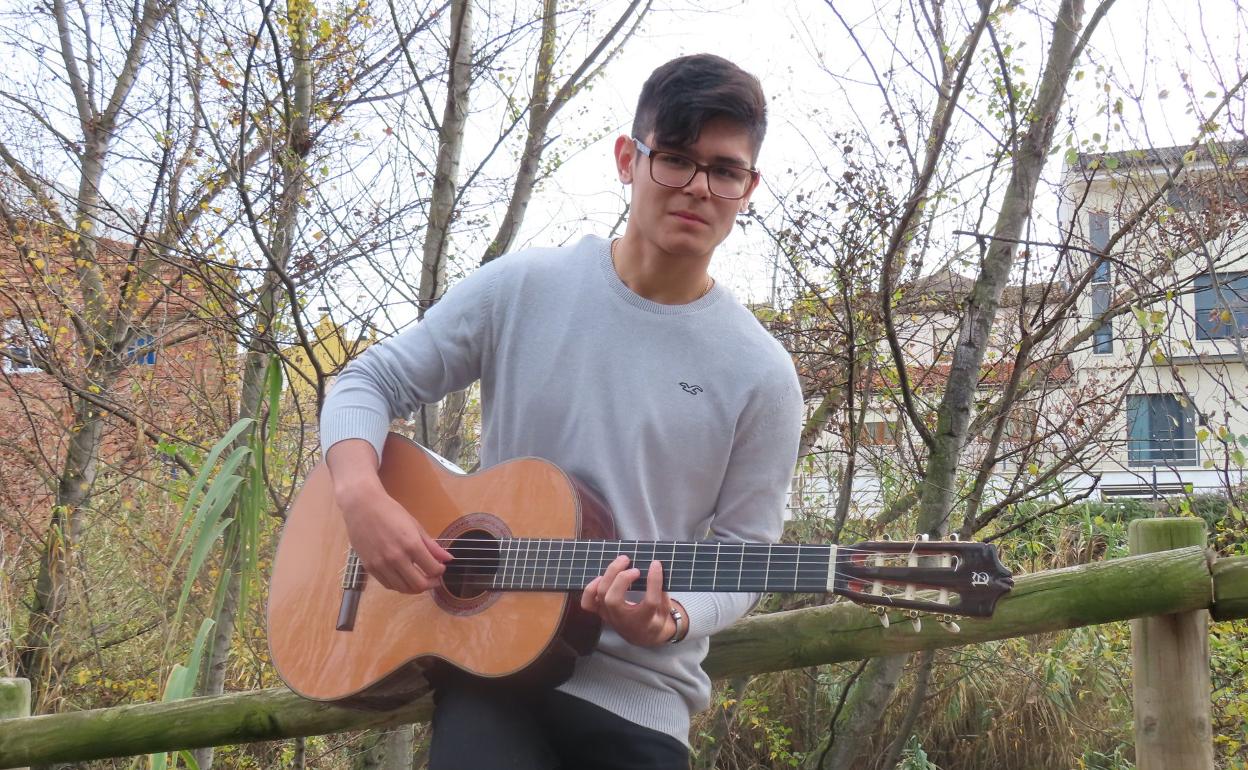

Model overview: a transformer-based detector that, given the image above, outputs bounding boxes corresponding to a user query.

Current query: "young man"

[319,54,802,769]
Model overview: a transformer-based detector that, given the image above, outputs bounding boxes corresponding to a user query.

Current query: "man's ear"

[738,173,761,213]
[613,135,636,184]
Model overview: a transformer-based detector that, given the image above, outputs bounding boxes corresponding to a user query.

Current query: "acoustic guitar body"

[268,434,613,707]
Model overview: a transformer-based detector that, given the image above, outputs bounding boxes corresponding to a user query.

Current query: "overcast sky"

[511,0,1248,302]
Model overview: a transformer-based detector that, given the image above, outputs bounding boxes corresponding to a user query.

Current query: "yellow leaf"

[32,258,45,270]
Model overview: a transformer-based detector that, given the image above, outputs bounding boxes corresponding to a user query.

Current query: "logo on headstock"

[971,571,991,587]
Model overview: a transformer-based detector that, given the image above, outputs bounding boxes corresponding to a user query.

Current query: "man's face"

[614,117,760,260]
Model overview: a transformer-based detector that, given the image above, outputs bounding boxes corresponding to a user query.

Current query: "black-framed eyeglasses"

[633,138,758,200]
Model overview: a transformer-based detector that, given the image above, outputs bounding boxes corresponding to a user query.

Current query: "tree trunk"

[876,650,935,770]
[17,0,167,717]
[915,0,1089,536]
[818,2,1100,763]
[481,0,557,265]
[17,391,107,711]
[351,726,413,770]
[803,655,906,770]
[192,5,315,768]
[692,676,750,770]
[415,0,474,455]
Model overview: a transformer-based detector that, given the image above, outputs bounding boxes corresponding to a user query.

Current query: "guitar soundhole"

[433,514,509,616]
[442,530,499,599]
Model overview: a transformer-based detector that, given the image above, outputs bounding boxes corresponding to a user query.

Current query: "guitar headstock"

[832,540,1014,621]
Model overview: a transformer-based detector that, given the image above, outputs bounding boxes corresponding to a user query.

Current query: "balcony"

[1126,437,1200,467]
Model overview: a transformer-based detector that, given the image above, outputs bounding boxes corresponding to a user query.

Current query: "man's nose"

[682,168,713,197]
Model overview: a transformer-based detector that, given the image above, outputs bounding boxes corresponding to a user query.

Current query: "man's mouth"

[672,211,707,224]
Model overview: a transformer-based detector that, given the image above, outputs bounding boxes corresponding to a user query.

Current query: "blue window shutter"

[128,335,157,365]
[1126,395,1147,465]
[1195,272,1248,340]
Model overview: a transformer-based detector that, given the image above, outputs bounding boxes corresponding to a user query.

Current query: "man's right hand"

[327,439,453,594]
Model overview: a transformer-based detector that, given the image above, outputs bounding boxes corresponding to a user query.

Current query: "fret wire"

[728,541,738,594]
[597,540,606,585]
[577,539,587,590]
[533,538,541,590]
[668,541,677,592]
[457,540,840,592]
[555,538,565,589]
[506,538,515,589]
[524,538,535,589]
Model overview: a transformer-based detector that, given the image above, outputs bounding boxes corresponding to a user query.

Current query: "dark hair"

[632,54,767,161]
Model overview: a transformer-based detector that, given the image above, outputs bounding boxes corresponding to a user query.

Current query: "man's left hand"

[580,554,683,647]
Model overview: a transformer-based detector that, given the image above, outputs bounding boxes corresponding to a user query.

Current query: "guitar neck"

[450,539,835,594]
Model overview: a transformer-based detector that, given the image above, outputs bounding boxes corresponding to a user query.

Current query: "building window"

[1126,394,1197,466]
[858,420,897,446]
[1088,212,1113,353]
[1194,271,1248,341]
[127,335,157,365]
[1166,183,1208,212]
[2,318,47,374]
[1089,211,1110,253]
[1091,285,1113,353]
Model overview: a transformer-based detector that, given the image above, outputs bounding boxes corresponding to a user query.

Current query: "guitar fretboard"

[445,539,834,593]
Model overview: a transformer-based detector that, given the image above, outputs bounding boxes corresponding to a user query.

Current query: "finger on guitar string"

[599,558,674,646]
[597,553,632,604]
[342,492,452,595]
[580,576,603,612]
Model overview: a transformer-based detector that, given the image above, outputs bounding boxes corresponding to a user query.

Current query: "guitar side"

[267,434,611,704]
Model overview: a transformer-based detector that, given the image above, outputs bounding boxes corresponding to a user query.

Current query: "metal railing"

[1127,437,1200,467]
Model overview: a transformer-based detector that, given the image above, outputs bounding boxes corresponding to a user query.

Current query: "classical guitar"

[268,433,1013,706]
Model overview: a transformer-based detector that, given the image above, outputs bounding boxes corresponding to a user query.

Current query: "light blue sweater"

[318,234,803,746]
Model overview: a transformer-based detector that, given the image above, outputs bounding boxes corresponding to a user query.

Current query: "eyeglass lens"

[649,152,753,199]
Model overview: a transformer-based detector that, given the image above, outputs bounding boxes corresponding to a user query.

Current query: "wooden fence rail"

[0,522,1245,769]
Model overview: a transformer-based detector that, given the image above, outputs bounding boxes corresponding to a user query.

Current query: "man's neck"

[611,234,714,305]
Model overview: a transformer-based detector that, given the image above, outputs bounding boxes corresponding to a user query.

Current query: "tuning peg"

[908,609,922,632]
[939,614,961,633]
[938,552,952,606]
[874,605,890,628]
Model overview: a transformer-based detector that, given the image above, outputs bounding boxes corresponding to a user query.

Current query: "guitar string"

[347,562,958,595]
[419,552,958,570]
[339,541,975,598]
[342,547,963,574]
[425,539,951,556]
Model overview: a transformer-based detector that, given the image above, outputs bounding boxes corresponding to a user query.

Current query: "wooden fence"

[1,518,1246,769]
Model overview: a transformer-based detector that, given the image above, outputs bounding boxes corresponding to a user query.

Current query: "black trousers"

[427,674,690,770]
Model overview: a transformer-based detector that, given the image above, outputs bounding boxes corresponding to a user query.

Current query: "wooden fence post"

[0,678,31,770]
[1129,517,1214,770]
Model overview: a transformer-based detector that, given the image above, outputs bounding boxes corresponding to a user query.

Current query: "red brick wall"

[1,225,238,540]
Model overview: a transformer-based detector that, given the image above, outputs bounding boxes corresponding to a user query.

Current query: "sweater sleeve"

[318,260,502,461]
[668,362,803,641]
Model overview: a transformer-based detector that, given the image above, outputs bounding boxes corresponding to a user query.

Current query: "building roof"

[1075,140,1248,172]
[858,357,1073,392]
[897,268,1065,312]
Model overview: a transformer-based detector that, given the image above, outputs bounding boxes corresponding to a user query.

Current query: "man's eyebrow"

[663,146,752,167]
